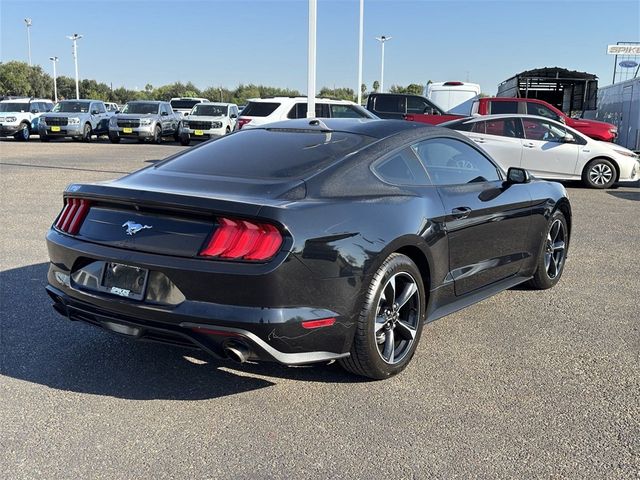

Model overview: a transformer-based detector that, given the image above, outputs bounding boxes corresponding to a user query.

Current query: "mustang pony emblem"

[122,221,153,236]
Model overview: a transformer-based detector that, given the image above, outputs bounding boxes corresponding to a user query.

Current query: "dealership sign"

[607,45,640,55]
[619,60,639,68]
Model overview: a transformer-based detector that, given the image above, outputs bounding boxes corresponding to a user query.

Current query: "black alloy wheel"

[340,253,425,380]
[528,209,569,290]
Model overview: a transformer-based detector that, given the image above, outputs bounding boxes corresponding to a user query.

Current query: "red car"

[470,97,618,142]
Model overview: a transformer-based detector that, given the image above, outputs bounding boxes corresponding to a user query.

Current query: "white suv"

[236,97,376,130]
[180,102,239,145]
[0,98,54,140]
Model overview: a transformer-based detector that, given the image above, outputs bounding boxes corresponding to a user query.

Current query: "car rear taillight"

[54,198,91,235]
[199,217,283,261]
[443,81,464,86]
[237,118,252,130]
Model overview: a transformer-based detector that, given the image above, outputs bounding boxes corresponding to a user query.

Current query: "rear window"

[241,102,280,117]
[171,100,203,110]
[489,101,518,114]
[158,129,375,180]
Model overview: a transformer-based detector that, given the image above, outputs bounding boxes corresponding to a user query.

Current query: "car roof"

[255,117,447,139]
[1,98,52,103]
[127,100,164,104]
[247,97,359,105]
[198,102,235,106]
[58,99,102,103]
[454,113,562,123]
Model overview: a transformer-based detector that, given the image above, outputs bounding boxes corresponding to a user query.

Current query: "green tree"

[318,86,355,101]
[0,61,52,98]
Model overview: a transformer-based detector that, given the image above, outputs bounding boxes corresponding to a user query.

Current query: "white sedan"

[443,114,640,188]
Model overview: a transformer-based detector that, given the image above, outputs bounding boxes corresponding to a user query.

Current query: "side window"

[406,97,428,114]
[484,118,523,138]
[489,101,519,114]
[522,118,566,142]
[412,138,501,185]
[526,102,560,121]
[373,95,405,114]
[162,104,170,115]
[97,103,106,114]
[288,103,329,119]
[330,104,364,118]
[373,148,431,186]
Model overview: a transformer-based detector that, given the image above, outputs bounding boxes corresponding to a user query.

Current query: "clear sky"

[1,0,639,95]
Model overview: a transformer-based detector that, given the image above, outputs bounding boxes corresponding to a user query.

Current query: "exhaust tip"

[224,342,250,364]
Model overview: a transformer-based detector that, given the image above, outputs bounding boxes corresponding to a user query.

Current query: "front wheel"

[82,123,92,142]
[153,125,162,144]
[582,158,616,189]
[39,132,50,142]
[339,253,425,380]
[14,123,30,141]
[527,209,569,290]
[179,133,191,146]
[173,123,182,142]
[109,133,121,144]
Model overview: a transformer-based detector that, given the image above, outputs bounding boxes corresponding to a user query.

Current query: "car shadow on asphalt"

[607,191,640,201]
[0,263,361,401]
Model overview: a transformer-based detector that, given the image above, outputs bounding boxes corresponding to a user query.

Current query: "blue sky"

[1,0,638,95]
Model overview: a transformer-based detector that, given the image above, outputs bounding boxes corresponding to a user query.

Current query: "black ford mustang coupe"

[46,119,571,379]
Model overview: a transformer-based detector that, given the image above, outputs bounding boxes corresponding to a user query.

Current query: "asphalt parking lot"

[1,139,638,479]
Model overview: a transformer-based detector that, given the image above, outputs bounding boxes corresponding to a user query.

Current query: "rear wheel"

[340,253,425,380]
[582,158,616,189]
[14,122,30,141]
[527,209,568,290]
[82,123,92,142]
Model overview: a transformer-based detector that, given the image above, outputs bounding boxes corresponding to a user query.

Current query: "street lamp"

[49,56,59,102]
[24,18,32,66]
[356,0,364,105]
[66,33,83,99]
[375,35,392,93]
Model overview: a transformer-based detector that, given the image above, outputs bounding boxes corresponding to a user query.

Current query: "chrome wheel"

[374,272,420,364]
[589,163,613,186]
[544,219,566,279]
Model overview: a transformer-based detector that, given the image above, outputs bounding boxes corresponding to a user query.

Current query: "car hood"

[595,141,638,157]
[114,113,158,119]
[569,117,616,130]
[184,115,227,121]
[42,112,89,117]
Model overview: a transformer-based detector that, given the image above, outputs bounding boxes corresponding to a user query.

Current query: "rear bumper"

[45,229,361,364]
[46,285,349,365]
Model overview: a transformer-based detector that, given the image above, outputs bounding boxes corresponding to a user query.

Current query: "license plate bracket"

[101,262,148,300]
[194,129,204,136]
[123,127,133,134]
[51,126,61,132]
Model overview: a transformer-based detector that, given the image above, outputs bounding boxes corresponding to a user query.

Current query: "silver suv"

[109,101,182,144]
[39,99,112,142]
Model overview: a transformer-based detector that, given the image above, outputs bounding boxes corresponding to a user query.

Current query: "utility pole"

[66,33,83,99]
[24,18,32,66]
[307,0,317,118]
[49,56,59,102]
[356,0,364,105]
[375,35,392,93]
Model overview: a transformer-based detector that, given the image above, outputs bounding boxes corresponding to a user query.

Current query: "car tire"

[82,123,92,142]
[14,122,30,141]
[582,158,616,189]
[179,133,191,146]
[339,253,425,380]
[527,209,569,290]
[154,125,162,144]
[109,133,121,144]
[39,133,50,142]
[225,126,231,135]
[173,123,182,142]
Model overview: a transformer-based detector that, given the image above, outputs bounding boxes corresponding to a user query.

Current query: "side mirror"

[161,111,168,116]
[561,133,575,143]
[115,110,120,114]
[91,109,99,115]
[506,167,531,184]
[31,109,39,114]
[230,113,237,119]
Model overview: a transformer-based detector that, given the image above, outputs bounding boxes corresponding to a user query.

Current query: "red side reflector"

[199,217,283,261]
[301,318,336,329]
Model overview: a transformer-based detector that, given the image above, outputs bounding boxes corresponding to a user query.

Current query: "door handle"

[524,142,536,148]
[451,207,472,219]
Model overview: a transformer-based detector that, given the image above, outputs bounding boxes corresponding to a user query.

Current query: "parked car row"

[0,97,54,140]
